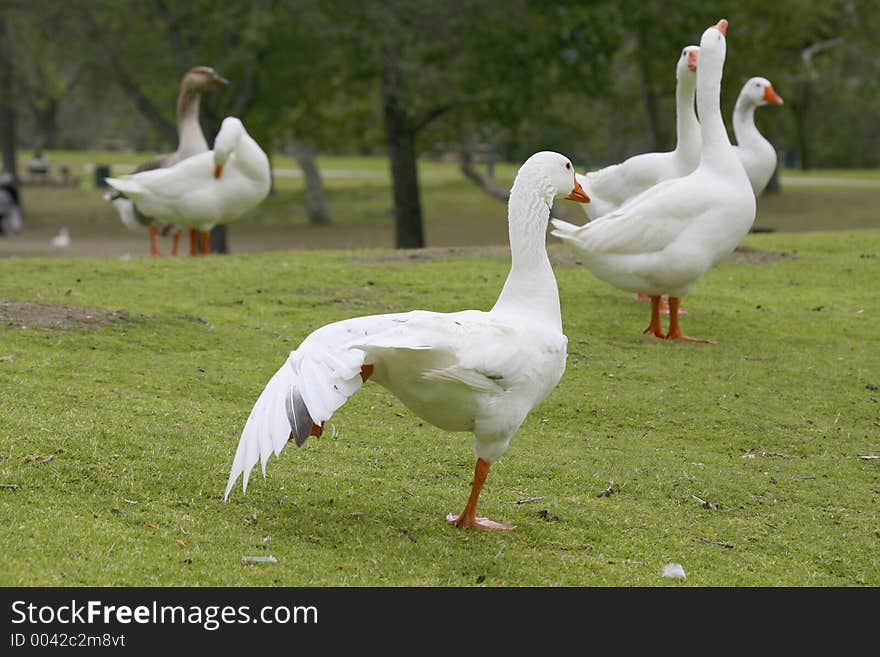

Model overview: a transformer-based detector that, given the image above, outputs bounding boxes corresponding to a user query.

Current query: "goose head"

[742,76,784,106]
[677,45,699,77]
[213,117,245,178]
[183,66,229,92]
[516,151,590,204]
[700,18,728,62]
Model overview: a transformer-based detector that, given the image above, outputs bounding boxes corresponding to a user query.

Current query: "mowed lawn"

[0,222,877,585]
[1,154,878,585]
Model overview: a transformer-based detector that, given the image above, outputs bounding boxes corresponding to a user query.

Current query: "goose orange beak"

[214,164,223,179]
[764,84,784,105]
[715,19,728,36]
[687,50,698,72]
[567,179,590,203]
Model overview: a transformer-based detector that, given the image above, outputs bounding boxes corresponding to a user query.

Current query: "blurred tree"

[0,12,18,184]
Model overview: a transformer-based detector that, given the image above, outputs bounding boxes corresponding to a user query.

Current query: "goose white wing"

[224,311,417,499]
[352,310,525,394]
[552,176,704,255]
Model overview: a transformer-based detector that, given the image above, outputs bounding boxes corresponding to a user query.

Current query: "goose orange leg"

[201,230,211,255]
[189,228,200,256]
[446,458,515,530]
[642,295,667,338]
[170,230,181,256]
[634,293,680,315]
[665,297,712,343]
[148,225,161,257]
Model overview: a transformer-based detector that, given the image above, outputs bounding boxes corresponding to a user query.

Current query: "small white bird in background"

[51,227,71,250]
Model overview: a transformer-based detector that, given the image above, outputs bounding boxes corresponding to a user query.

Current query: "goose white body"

[223,151,587,529]
[107,118,270,232]
[579,45,701,221]
[552,22,755,300]
[732,77,784,196]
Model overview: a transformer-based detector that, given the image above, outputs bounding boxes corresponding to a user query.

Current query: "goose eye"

[565,162,571,170]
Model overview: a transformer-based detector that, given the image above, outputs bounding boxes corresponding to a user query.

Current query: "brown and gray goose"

[107,65,227,256]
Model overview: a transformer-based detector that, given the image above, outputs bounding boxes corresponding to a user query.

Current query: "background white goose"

[732,76,784,196]
[577,44,700,221]
[106,117,270,254]
[223,151,589,530]
[106,66,228,256]
[552,19,755,342]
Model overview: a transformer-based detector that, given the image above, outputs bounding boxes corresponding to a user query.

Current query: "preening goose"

[552,19,755,342]
[107,66,228,256]
[106,117,270,253]
[732,77,784,196]
[577,45,700,221]
[223,151,589,530]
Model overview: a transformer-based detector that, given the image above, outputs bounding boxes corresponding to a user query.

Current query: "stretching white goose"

[577,45,700,222]
[732,77,784,196]
[223,151,589,530]
[107,66,228,256]
[552,19,755,342]
[106,117,270,253]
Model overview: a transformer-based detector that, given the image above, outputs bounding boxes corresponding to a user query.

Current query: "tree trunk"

[0,17,19,185]
[209,224,228,254]
[35,98,60,150]
[382,50,424,249]
[792,77,811,171]
[635,24,667,151]
[459,146,508,201]
[290,137,331,225]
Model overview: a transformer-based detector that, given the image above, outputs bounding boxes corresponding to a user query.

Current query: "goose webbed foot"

[446,458,516,531]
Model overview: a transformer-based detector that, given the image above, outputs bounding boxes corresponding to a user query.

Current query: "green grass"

[0,229,878,586]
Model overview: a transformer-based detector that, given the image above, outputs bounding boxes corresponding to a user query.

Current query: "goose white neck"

[696,45,735,168]
[674,72,700,159]
[176,89,208,157]
[491,173,561,330]
[733,93,767,149]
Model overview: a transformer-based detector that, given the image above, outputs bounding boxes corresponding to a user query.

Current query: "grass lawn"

[0,224,878,586]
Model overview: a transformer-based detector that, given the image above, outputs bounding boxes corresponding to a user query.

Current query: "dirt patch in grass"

[349,244,795,267]
[349,245,511,263]
[727,245,798,264]
[0,300,127,330]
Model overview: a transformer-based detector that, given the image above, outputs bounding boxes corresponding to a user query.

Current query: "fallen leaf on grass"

[24,454,55,463]
[242,555,278,564]
[662,563,686,579]
[147,523,157,529]
[692,494,722,510]
[0,355,13,362]
[597,481,620,498]
[538,509,559,522]
[514,496,546,505]
[175,539,186,549]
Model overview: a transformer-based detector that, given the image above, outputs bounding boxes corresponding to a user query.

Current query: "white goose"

[107,66,228,256]
[552,19,755,342]
[577,44,700,222]
[732,77,784,196]
[223,151,589,530]
[106,117,270,254]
